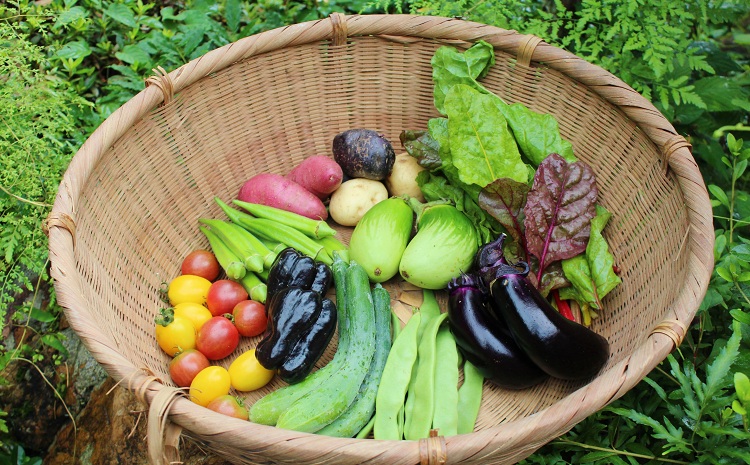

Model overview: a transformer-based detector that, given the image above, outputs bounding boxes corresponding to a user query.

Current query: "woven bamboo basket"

[46,13,714,465]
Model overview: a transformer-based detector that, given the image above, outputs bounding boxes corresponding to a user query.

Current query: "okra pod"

[239,271,267,303]
[233,199,337,239]
[216,198,332,265]
[226,221,278,269]
[199,218,264,272]
[199,226,245,280]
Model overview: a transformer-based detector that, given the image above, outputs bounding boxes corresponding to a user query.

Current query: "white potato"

[329,179,389,227]
[384,153,426,202]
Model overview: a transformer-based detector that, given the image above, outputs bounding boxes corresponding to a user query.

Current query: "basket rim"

[47,13,715,464]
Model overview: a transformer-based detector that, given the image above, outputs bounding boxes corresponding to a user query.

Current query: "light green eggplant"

[399,200,478,289]
[348,197,414,283]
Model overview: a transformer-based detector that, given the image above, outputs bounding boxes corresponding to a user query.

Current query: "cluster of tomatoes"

[155,249,274,420]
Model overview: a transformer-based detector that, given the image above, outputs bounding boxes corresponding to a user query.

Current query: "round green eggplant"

[399,202,479,289]
[348,197,414,282]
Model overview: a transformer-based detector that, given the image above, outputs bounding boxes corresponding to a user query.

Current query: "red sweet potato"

[286,155,344,199]
[237,173,328,220]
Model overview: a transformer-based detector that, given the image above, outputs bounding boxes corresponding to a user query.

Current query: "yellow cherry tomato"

[189,366,231,407]
[155,316,196,356]
[173,302,213,331]
[167,274,212,306]
[228,349,275,392]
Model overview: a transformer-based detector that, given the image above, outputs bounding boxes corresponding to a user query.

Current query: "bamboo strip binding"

[46,12,714,465]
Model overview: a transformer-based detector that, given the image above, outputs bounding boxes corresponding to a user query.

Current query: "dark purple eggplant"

[485,262,610,381]
[447,273,547,390]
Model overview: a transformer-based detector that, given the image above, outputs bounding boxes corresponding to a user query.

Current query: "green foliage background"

[1,0,749,462]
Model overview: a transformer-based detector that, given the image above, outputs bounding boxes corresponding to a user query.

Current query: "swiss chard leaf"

[505,102,576,165]
[400,129,442,170]
[432,41,495,114]
[524,153,598,280]
[478,177,530,258]
[444,84,528,186]
[561,205,622,310]
[431,42,576,166]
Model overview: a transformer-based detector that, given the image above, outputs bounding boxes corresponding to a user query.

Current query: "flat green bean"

[402,290,442,437]
[457,360,484,435]
[373,312,422,440]
[403,312,448,440]
[431,326,459,437]
[355,416,375,439]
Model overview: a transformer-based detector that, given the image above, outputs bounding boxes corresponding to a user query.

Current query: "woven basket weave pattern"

[48,14,713,465]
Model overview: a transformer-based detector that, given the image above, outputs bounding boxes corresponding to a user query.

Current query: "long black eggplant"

[447,273,548,390]
[484,260,610,381]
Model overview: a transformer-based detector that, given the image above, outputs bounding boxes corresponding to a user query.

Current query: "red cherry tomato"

[169,349,210,387]
[197,315,240,360]
[181,250,221,281]
[206,394,249,420]
[232,300,268,337]
[206,280,249,317]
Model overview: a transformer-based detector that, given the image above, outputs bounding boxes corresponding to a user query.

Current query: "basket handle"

[660,134,692,176]
[145,384,184,465]
[419,429,447,465]
[330,12,348,46]
[517,34,543,67]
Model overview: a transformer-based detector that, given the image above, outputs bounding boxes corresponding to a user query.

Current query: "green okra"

[199,226,245,280]
[233,199,337,240]
[216,197,332,264]
[239,271,267,303]
[199,218,264,272]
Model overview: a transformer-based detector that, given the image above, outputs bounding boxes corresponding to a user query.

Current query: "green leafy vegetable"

[524,153,598,282]
[431,42,575,166]
[478,177,531,259]
[504,103,576,165]
[444,85,529,185]
[431,40,495,114]
[560,205,622,311]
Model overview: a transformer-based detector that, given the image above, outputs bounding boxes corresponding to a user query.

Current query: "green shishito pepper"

[254,248,336,384]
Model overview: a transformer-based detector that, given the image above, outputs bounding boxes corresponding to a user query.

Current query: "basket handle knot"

[147,384,184,465]
[419,429,447,465]
[517,34,544,67]
[146,66,175,106]
[43,211,76,246]
[661,134,692,176]
[329,12,348,46]
[129,373,184,465]
[651,318,688,348]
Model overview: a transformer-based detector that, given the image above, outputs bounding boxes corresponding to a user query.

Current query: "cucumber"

[276,260,376,433]
[249,254,350,425]
[317,283,392,437]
